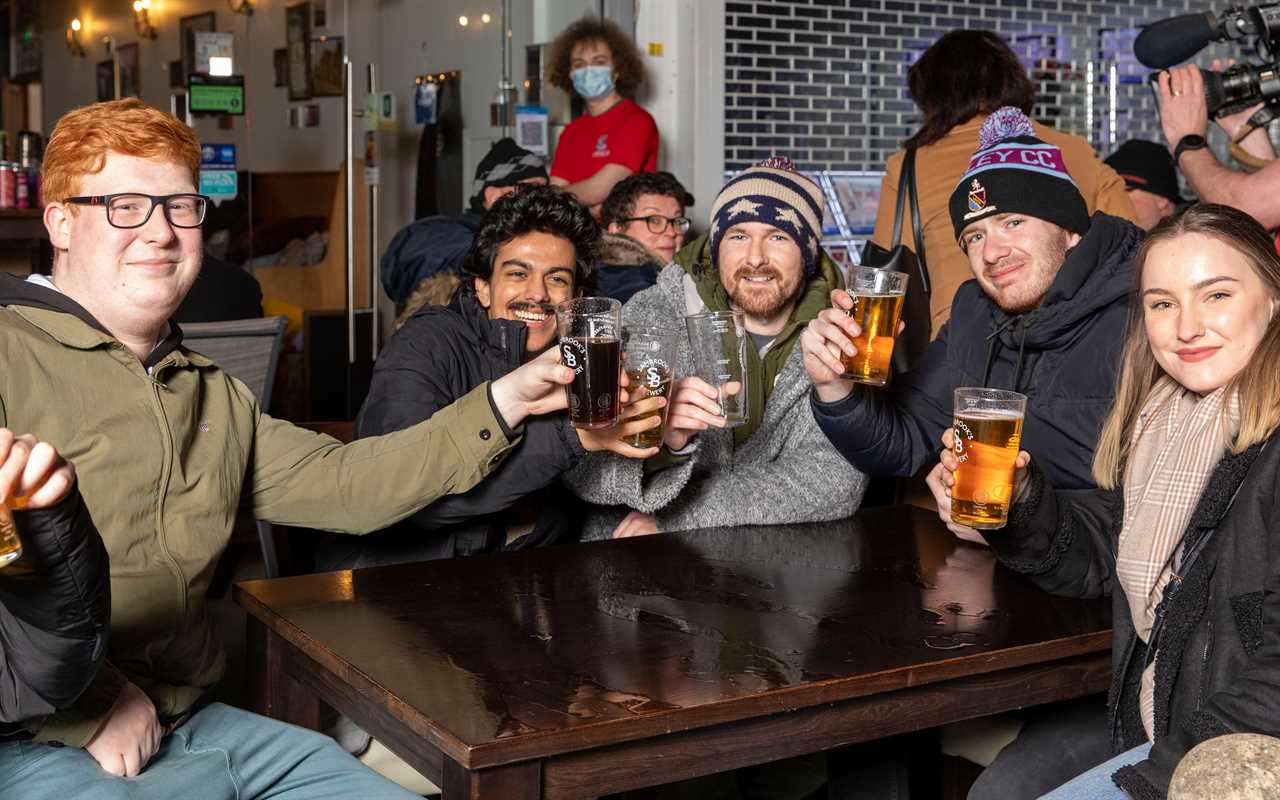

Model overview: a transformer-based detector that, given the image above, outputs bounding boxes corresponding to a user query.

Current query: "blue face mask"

[571,65,615,101]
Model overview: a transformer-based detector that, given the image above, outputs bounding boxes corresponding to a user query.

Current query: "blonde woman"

[930,204,1280,799]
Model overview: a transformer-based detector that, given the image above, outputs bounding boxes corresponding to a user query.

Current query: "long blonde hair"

[1093,204,1280,489]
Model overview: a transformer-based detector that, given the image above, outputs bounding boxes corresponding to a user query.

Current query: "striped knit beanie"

[948,107,1089,242]
[709,156,825,277]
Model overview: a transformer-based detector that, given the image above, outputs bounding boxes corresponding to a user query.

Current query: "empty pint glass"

[841,266,908,387]
[621,326,679,449]
[557,297,623,430]
[685,310,749,428]
[0,497,25,567]
[951,388,1027,530]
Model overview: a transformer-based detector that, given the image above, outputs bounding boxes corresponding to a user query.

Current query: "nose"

[526,280,549,302]
[983,234,1011,265]
[1176,304,1205,342]
[745,233,767,267]
[138,201,178,246]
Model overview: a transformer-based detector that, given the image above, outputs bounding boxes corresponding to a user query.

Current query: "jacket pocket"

[1229,590,1264,656]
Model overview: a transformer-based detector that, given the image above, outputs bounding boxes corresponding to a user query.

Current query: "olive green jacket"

[0,278,518,747]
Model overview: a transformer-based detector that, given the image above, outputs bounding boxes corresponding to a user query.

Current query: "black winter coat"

[0,488,110,728]
[994,440,1280,799]
[315,288,585,568]
[812,212,1143,493]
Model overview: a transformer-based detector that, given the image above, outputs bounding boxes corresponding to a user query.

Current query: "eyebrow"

[726,224,785,236]
[1141,275,1239,298]
[500,259,573,275]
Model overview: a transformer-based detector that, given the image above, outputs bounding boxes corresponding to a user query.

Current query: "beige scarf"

[1119,376,1239,738]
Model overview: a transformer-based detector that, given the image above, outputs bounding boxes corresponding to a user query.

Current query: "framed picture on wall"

[180,12,216,82]
[117,44,140,98]
[310,35,344,97]
[273,48,289,87]
[286,2,313,101]
[312,0,329,31]
[96,60,117,102]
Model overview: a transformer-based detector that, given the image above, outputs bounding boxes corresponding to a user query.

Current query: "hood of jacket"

[988,212,1142,353]
[600,232,666,269]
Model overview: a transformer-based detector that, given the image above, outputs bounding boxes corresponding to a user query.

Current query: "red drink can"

[0,164,15,209]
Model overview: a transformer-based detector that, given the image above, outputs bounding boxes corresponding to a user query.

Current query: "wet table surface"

[236,505,1112,799]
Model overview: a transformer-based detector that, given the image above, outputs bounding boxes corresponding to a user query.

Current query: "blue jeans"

[0,703,420,799]
[1039,742,1153,799]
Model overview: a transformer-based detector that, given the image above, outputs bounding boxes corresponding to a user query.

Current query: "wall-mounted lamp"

[132,0,157,39]
[228,0,255,15]
[66,18,86,57]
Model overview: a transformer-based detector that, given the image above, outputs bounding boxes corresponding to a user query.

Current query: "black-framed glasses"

[65,193,209,229]
[621,214,691,235]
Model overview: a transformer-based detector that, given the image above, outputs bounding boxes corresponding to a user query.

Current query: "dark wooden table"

[235,506,1112,799]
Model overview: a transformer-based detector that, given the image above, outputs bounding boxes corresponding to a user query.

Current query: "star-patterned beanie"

[709,156,825,277]
[948,107,1089,242]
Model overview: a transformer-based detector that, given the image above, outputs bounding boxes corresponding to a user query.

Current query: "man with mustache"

[566,157,868,540]
[318,184,659,574]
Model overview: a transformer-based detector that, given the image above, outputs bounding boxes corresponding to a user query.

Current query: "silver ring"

[1173,90,1183,96]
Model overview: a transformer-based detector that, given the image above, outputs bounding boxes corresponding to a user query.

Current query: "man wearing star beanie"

[566,156,868,539]
[803,109,1144,794]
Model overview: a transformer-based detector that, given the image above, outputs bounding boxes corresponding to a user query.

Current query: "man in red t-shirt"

[547,17,659,215]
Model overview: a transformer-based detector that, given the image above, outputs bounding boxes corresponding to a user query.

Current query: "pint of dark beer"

[556,297,623,430]
[841,266,908,387]
[951,388,1026,530]
[621,327,679,448]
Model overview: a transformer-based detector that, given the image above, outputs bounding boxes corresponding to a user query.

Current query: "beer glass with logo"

[685,310,749,428]
[556,297,623,429]
[951,388,1027,529]
[620,326,679,448]
[0,496,25,567]
[841,266,909,387]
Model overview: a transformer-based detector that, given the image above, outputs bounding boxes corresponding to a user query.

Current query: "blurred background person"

[597,171,694,303]
[1104,139,1185,231]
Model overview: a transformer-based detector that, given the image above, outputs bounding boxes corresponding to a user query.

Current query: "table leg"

[442,757,542,800]
[246,616,322,730]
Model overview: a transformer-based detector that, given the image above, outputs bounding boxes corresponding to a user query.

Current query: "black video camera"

[1135,4,1280,116]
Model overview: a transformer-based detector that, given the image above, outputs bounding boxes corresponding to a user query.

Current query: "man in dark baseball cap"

[1105,139,1184,231]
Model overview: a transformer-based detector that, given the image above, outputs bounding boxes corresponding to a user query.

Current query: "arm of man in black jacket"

[356,343,585,530]
[806,313,956,479]
[0,431,110,723]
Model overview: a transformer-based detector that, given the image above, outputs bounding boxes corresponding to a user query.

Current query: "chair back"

[181,317,288,409]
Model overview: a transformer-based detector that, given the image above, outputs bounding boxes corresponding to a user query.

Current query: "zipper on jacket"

[147,361,189,623]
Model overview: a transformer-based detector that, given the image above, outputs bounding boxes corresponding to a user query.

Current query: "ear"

[606,222,623,235]
[474,275,492,309]
[44,202,73,252]
[482,185,503,209]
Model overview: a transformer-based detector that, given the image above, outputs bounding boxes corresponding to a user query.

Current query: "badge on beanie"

[964,179,995,221]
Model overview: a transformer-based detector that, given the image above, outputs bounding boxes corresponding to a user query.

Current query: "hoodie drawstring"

[982,312,1034,391]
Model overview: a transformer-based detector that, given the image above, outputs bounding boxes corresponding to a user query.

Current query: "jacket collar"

[448,285,531,364]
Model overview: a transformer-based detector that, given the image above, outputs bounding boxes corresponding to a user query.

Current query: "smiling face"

[475,231,578,354]
[46,152,202,341]
[1142,232,1276,394]
[607,192,685,263]
[960,213,1081,313]
[716,221,805,325]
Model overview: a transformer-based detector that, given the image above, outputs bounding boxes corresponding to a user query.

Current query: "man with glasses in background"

[0,98,582,799]
[596,171,694,303]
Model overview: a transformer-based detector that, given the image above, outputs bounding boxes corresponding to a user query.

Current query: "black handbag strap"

[888,149,932,294]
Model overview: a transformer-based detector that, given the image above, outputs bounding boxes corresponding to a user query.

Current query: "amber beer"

[0,497,25,567]
[951,388,1027,530]
[841,292,906,387]
[622,363,673,448]
[840,266,909,387]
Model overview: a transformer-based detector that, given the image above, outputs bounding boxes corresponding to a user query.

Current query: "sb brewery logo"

[561,338,587,376]
[953,418,973,463]
[631,356,672,397]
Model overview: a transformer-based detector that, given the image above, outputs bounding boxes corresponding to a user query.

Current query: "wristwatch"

[1173,134,1208,163]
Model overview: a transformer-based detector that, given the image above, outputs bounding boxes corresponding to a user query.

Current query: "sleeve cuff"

[809,384,862,414]
[485,383,519,441]
[30,662,128,749]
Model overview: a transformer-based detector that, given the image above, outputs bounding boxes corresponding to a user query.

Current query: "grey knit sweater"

[564,263,869,539]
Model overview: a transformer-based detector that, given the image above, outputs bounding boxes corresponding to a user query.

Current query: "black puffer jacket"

[812,212,1143,493]
[992,437,1280,799]
[0,488,110,727]
[314,287,585,569]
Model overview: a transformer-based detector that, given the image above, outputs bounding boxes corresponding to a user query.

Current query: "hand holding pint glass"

[685,310,749,428]
[839,267,908,387]
[0,429,79,567]
[619,326,679,449]
[947,389,1027,530]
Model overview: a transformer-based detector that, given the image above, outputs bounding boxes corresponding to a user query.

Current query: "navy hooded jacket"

[811,212,1143,493]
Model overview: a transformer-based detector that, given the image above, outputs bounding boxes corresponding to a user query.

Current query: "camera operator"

[1158,62,1280,228]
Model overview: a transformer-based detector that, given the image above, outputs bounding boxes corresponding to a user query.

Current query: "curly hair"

[546,16,646,99]
[904,30,1035,150]
[44,98,201,204]
[463,184,600,292]
[599,172,695,229]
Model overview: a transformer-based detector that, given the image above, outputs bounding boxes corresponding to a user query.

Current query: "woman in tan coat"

[873,30,1137,335]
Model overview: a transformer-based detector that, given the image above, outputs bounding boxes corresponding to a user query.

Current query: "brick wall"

[724,0,1238,173]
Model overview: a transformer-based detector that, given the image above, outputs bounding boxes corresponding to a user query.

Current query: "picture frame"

[309,35,344,97]
[286,2,313,101]
[273,48,289,88]
[117,43,140,98]
[179,12,216,82]
[312,0,329,31]
[96,60,117,102]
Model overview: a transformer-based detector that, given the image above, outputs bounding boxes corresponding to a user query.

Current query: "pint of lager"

[0,496,25,567]
[840,266,909,387]
[951,388,1027,530]
[557,298,623,430]
[620,327,679,449]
